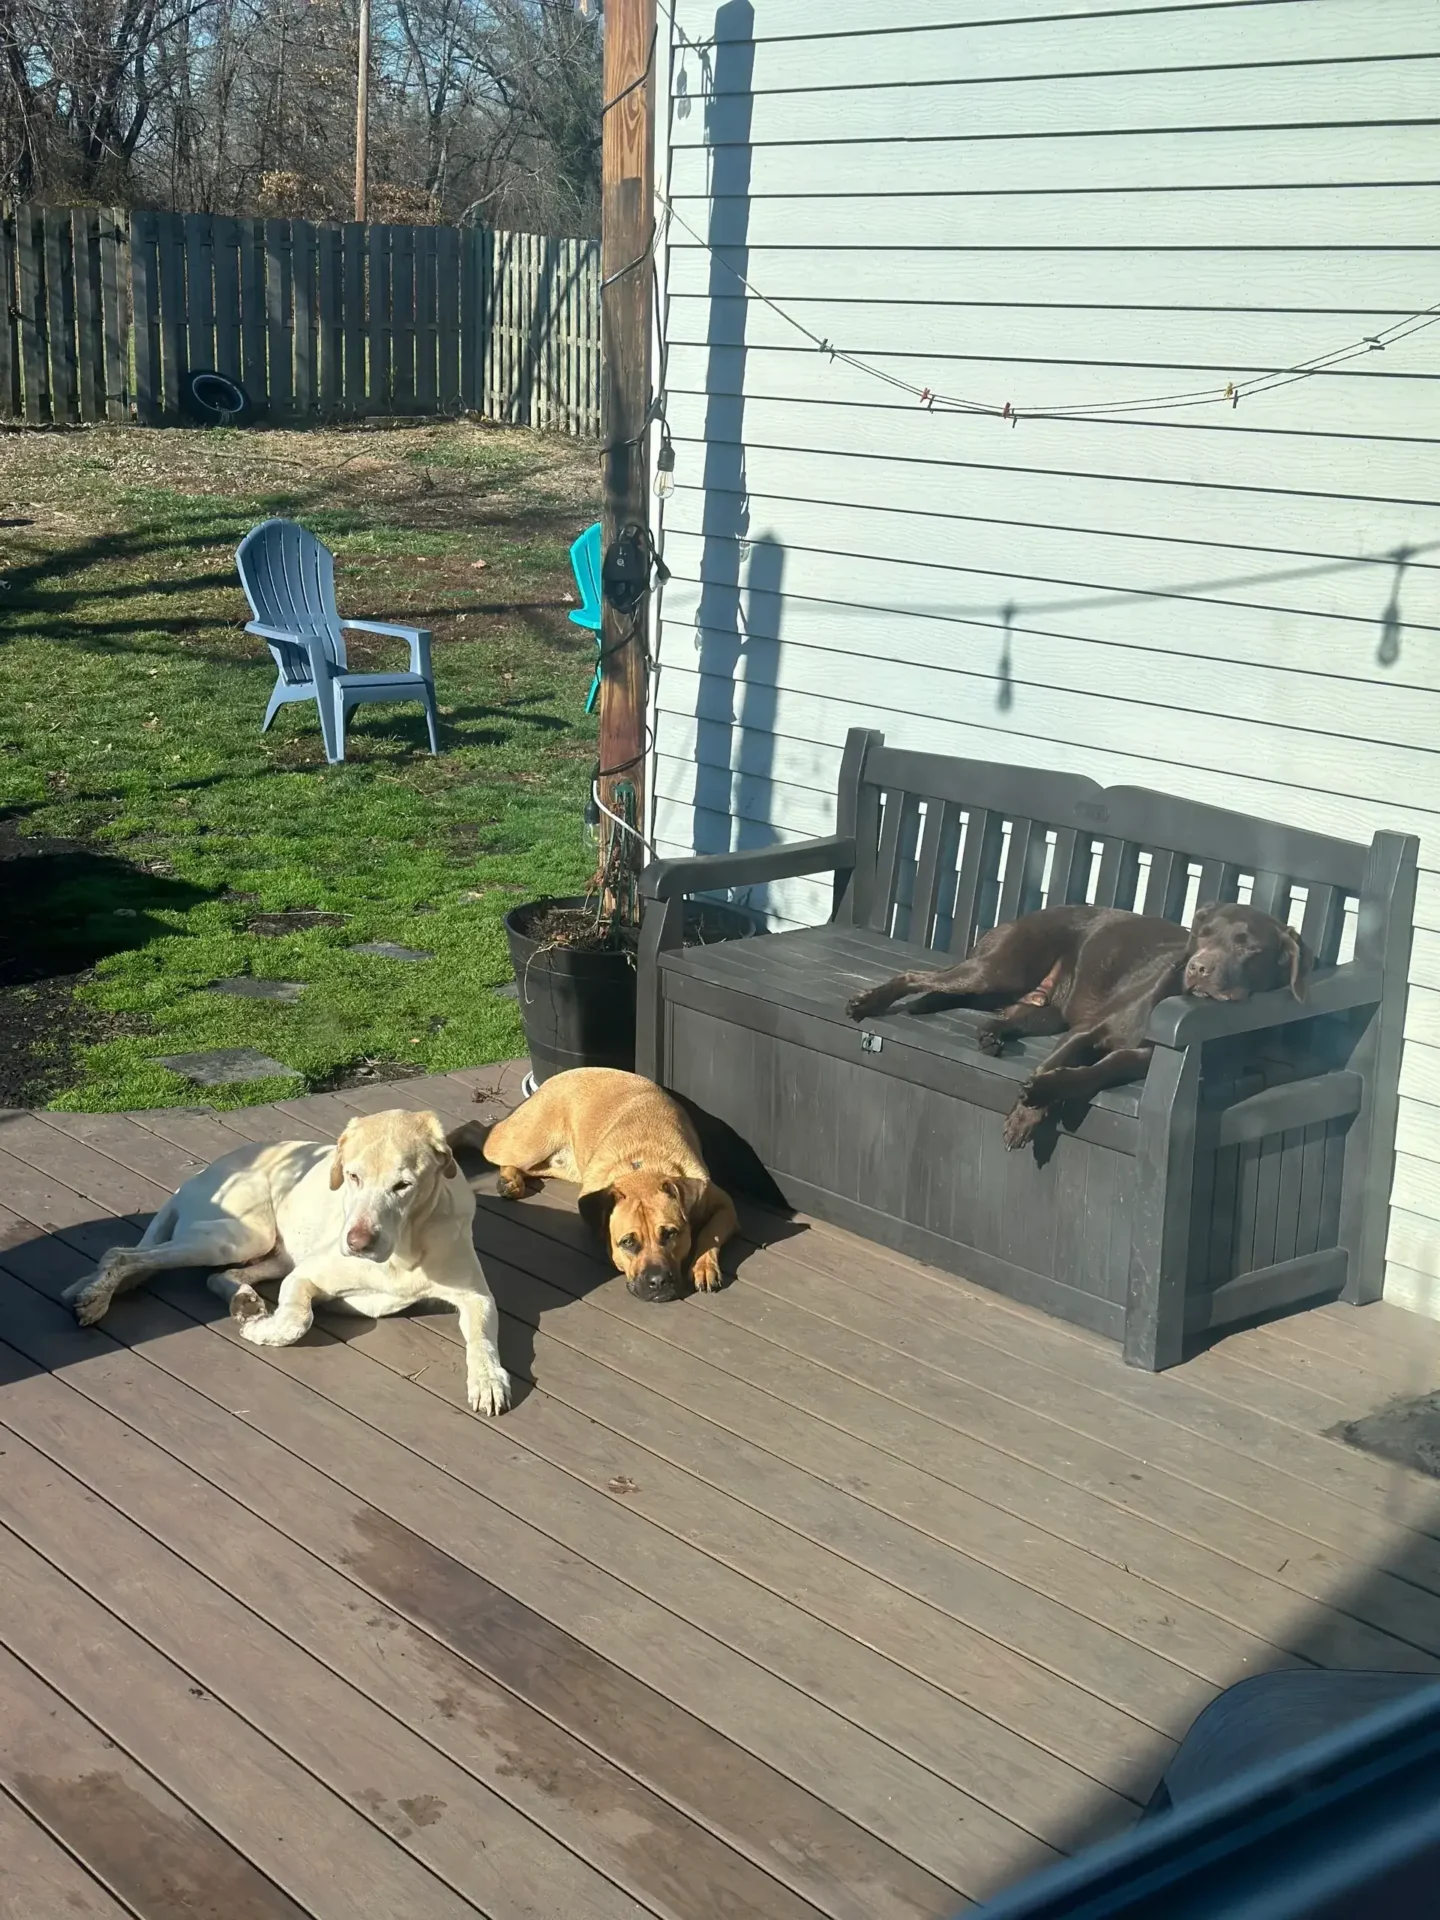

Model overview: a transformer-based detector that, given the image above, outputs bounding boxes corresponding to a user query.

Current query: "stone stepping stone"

[155,1048,301,1086]
[249,911,346,936]
[348,941,434,962]
[208,977,306,1003]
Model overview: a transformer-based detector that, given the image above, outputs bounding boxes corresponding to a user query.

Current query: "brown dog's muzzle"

[1182,948,1249,1000]
[628,1264,683,1302]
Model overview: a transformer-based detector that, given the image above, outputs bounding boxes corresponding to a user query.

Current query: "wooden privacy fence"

[0,206,601,435]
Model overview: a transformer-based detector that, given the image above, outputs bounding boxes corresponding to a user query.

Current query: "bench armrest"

[640,834,857,903]
[342,619,432,677]
[1148,962,1384,1048]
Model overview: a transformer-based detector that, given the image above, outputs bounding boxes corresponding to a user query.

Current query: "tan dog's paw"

[228,1284,268,1324]
[691,1249,724,1293]
[495,1168,539,1201]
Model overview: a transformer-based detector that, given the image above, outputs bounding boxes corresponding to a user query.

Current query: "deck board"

[4,1068,1440,1916]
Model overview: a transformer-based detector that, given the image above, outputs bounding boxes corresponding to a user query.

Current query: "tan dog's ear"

[1281,926,1312,1001]
[328,1127,349,1190]
[578,1186,618,1241]
[660,1176,710,1218]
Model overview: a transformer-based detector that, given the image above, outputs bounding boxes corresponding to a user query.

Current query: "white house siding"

[648,0,1440,1315]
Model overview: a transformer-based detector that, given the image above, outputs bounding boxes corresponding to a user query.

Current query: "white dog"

[62,1108,511,1416]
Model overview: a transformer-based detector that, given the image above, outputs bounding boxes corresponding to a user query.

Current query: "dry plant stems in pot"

[503,776,756,1083]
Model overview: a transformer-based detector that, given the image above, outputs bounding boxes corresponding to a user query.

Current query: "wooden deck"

[5,1067,1440,1919]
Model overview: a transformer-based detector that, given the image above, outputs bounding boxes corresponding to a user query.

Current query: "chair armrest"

[246,623,334,680]
[1148,962,1384,1048]
[342,619,432,677]
[640,834,857,902]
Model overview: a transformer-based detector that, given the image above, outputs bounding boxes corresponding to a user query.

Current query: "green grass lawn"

[0,421,599,1110]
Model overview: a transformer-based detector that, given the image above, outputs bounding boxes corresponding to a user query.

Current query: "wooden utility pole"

[597,0,657,882]
[355,0,372,222]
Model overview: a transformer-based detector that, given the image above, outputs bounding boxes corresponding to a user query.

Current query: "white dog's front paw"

[468,1364,512,1417]
[238,1311,304,1347]
[64,1275,113,1327]
[228,1284,268,1324]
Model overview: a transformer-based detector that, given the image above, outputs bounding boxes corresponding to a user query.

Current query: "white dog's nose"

[346,1221,376,1254]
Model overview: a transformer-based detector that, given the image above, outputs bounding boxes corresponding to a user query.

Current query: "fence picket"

[70,211,100,419]
[265,220,292,413]
[342,222,365,408]
[130,211,161,424]
[391,224,415,409]
[184,211,214,381]
[238,219,266,401]
[368,222,391,410]
[213,216,241,388]
[292,219,317,415]
[43,207,77,422]
[436,224,459,413]
[414,225,437,410]
[0,203,597,434]
[0,208,16,416]
[157,213,186,418]
[317,223,341,412]
[99,209,127,417]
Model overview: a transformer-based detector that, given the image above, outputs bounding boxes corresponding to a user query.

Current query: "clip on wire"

[1225,381,1239,409]
[1001,400,1018,428]
[919,387,935,411]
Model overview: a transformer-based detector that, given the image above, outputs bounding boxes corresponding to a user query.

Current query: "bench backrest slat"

[845,731,1371,969]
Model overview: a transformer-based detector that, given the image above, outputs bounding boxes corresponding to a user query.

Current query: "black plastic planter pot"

[504,895,757,1083]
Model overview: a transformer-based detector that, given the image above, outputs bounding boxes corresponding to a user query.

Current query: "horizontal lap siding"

[657,0,1440,1311]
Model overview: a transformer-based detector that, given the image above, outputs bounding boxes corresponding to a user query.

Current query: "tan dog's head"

[328,1108,457,1261]
[579,1171,706,1301]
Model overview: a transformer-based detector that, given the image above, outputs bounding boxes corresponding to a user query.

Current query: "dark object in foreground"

[504,895,756,1083]
[973,1673,1440,1919]
[847,900,1307,1150]
[636,727,1416,1370]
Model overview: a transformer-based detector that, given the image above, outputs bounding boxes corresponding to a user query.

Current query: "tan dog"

[62,1108,511,1415]
[483,1068,738,1301]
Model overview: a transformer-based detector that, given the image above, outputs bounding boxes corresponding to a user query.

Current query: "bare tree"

[0,0,601,230]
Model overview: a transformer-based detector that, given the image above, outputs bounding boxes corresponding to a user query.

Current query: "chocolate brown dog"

[483,1067,737,1300]
[846,902,1309,1149]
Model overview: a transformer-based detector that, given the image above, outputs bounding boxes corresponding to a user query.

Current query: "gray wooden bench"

[637,728,1417,1370]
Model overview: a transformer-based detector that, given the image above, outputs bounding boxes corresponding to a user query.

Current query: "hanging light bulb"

[653,436,675,499]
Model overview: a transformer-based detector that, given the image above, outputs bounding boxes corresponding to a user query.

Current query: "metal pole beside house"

[355,0,372,224]
[597,0,656,892]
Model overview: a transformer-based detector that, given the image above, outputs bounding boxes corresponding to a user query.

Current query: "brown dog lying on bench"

[846,902,1309,1149]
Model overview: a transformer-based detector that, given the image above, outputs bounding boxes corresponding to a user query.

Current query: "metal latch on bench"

[860,1031,883,1054]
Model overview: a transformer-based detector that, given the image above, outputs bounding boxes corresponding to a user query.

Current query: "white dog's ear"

[329,1128,349,1190]
[421,1111,458,1178]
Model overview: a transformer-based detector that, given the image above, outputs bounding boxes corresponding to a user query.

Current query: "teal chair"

[568,522,603,712]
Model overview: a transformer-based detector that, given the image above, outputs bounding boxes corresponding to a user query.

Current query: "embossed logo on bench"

[1075,802,1110,823]
[860,1031,884,1054]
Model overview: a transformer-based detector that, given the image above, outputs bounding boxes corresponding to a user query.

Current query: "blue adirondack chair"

[236,518,439,764]
[568,522,603,713]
